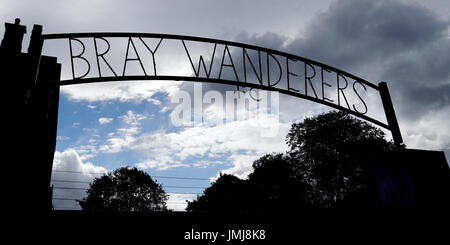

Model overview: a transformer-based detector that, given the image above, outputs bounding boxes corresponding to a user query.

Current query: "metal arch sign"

[41,32,403,145]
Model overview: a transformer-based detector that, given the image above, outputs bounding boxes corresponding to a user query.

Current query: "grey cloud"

[228,0,450,122]
[381,38,450,87]
[1,0,331,40]
[287,0,448,70]
[401,84,450,117]
[280,0,450,151]
[196,0,450,152]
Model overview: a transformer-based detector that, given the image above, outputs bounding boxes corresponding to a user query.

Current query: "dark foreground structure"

[1,19,449,242]
[46,207,443,243]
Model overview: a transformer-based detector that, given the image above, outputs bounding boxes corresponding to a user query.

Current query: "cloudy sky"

[2,0,450,211]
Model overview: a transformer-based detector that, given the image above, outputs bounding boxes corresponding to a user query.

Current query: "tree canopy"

[187,111,398,212]
[186,173,251,212]
[247,153,311,210]
[78,167,168,212]
[286,111,397,208]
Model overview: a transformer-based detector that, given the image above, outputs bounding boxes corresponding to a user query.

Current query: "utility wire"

[51,179,90,184]
[52,170,105,174]
[152,175,215,181]
[53,186,207,190]
[51,170,206,208]
[53,187,87,190]
[53,198,80,201]
[164,186,207,189]
[52,191,201,198]
[52,170,216,181]
[53,197,197,201]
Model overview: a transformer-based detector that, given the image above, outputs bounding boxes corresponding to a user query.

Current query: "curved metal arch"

[41,32,394,132]
[42,32,379,90]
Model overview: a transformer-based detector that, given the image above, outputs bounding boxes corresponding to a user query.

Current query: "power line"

[53,198,82,201]
[52,179,90,184]
[53,197,197,202]
[52,191,201,197]
[52,197,195,210]
[167,192,201,195]
[53,186,207,191]
[164,186,207,189]
[51,179,212,184]
[152,175,215,181]
[52,170,216,181]
[53,207,80,210]
[53,187,87,190]
[52,170,105,175]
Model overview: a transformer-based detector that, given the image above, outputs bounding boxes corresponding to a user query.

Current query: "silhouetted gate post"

[0,19,60,213]
[378,82,403,146]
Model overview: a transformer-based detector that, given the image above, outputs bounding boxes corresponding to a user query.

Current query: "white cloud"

[53,149,107,176]
[99,126,140,153]
[56,135,70,141]
[87,95,299,176]
[60,81,181,103]
[52,149,107,210]
[136,159,189,171]
[133,113,291,175]
[76,146,99,161]
[220,154,261,179]
[159,106,170,113]
[119,110,147,125]
[166,193,197,212]
[191,159,225,168]
[98,111,146,153]
[403,105,450,151]
[98,117,113,125]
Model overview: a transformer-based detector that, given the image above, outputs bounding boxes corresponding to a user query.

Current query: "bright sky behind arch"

[2,0,450,211]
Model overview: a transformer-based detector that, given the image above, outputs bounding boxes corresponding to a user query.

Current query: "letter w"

[182,40,217,78]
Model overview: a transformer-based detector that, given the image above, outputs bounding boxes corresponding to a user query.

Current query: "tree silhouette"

[247,153,311,211]
[187,111,397,212]
[286,111,398,208]
[186,154,311,212]
[186,173,252,212]
[78,167,168,211]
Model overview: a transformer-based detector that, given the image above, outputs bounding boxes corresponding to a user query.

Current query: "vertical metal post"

[28,24,44,86]
[26,24,61,212]
[379,82,403,146]
[28,55,61,211]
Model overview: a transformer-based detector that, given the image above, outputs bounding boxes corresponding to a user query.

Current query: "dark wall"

[373,148,450,216]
